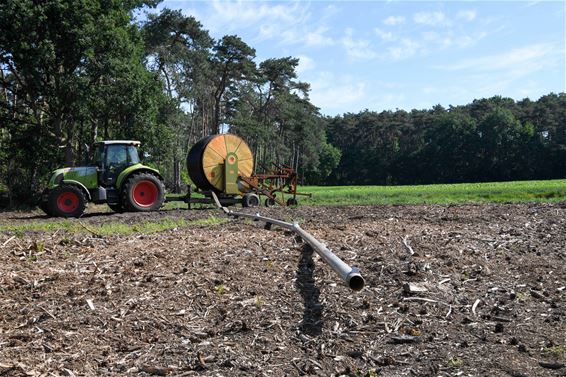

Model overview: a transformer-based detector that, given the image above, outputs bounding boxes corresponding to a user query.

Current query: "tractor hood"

[48,166,98,189]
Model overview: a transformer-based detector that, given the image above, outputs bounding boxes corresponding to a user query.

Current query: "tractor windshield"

[107,145,127,167]
[105,144,140,169]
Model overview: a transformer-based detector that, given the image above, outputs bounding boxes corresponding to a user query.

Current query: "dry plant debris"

[0,203,565,376]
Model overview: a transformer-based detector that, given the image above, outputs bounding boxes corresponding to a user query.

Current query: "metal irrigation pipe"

[211,192,365,291]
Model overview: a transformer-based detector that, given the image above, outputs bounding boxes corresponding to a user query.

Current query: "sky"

[158,0,566,116]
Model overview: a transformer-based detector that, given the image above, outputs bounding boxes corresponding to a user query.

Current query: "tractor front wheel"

[48,185,87,218]
[123,173,165,212]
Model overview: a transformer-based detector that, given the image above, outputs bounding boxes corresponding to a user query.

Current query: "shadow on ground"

[295,243,323,336]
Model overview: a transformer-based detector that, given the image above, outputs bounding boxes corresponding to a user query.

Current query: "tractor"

[40,140,165,217]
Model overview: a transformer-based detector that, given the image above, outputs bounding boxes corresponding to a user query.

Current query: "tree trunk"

[7,159,14,208]
[173,158,181,193]
[213,95,221,134]
[65,124,74,167]
[91,121,98,145]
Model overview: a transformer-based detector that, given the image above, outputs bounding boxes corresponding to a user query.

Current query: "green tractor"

[40,140,165,217]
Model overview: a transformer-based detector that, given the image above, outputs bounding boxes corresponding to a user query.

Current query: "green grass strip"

[300,179,566,206]
[0,215,227,235]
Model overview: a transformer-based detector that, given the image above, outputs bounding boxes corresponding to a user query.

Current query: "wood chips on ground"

[0,203,565,376]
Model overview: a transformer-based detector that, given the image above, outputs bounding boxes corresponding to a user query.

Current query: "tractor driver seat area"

[102,144,139,186]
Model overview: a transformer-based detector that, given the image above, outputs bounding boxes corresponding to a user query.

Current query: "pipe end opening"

[349,275,365,291]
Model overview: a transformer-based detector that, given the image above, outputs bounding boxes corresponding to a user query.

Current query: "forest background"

[0,0,565,206]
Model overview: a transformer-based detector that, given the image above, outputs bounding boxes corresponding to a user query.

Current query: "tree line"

[326,93,566,185]
[0,0,564,207]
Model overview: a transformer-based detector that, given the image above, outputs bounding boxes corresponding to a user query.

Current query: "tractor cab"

[93,140,141,187]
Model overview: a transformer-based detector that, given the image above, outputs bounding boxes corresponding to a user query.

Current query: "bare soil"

[0,203,565,376]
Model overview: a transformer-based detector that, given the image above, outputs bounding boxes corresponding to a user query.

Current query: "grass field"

[298,179,566,206]
[0,215,226,235]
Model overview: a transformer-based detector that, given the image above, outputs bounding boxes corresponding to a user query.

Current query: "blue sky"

[159,1,565,116]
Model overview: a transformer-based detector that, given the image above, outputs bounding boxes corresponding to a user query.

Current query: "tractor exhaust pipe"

[211,192,365,291]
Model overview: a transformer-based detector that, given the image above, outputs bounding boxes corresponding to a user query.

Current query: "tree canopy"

[326,93,566,185]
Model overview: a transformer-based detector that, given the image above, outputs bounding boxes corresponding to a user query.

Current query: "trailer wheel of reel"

[242,193,260,208]
[265,198,276,207]
[286,198,298,206]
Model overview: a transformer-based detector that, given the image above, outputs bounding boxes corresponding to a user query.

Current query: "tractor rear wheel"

[48,185,87,218]
[123,173,165,212]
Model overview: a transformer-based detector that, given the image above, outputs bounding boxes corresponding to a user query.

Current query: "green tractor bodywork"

[41,141,165,217]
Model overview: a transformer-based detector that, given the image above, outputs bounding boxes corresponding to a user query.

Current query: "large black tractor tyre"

[122,172,165,212]
[48,185,87,218]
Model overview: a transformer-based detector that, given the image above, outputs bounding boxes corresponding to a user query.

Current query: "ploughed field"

[0,203,565,376]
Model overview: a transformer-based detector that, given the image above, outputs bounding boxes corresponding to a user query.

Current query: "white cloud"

[432,43,563,100]
[383,16,405,26]
[524,1,544,8]
[375,28,396,42]
[421,30,487,50]
[421,31,452,49]
[413,11,447,26]
[190,0,313,44]
[209,0,306,27]
[304,26,335,47]
[258,24,278,40]
[309,72,366,110]
[207,2,333,48]
[388,38,420,60]
[296,55,315,75]
[438,43,555,72]
[456,10,477,22]
[455,32,487,48]
[274,26,334,47]
[374,10,489,61]
[322,4,340,19]
[341,30,378,61]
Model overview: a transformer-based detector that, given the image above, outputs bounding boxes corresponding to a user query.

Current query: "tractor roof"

[96,140,141,146]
